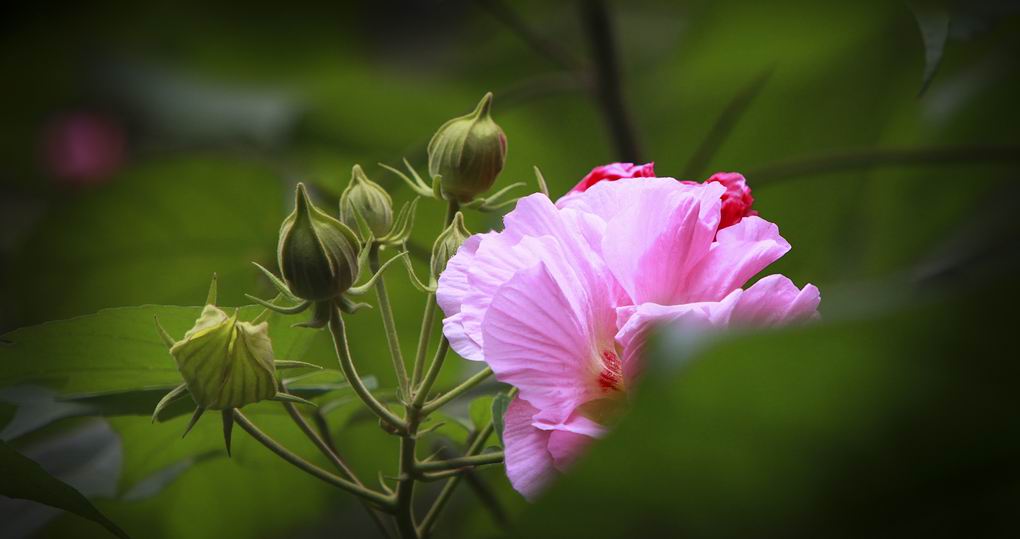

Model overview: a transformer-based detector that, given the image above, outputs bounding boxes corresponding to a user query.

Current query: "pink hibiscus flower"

[437,176,819,500]
[558,162,657,205]
[682,172,757,229]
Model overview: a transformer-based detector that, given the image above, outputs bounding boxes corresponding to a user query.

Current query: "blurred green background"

[1,0,1019,537]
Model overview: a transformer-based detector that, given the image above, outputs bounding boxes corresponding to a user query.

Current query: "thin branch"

[370,244,411,399]
[232,409,394,509]
[415,452,504,473]
[421,367,493,415]
[280,400,392,537]
[748,145,1020,186]
[579,0,642,162]
[681,67,774,179]
[472,0,583,71]
[328,306,407,433]
[412,338,451,409]
[417,421,493,537]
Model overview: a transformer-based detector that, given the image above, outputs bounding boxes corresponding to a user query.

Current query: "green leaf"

[908,0,950,96]
[469,395,494,433]
[0,305,332,397]
[491,393,511,448]
[0,440,130,539]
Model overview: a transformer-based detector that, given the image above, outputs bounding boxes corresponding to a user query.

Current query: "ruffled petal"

[482,259,609,420]
[601,181,725,305]
[615,294,740,381]
[684,216,791,302]
[440,194,615,362]
[502,396,556,501]
[729,274,821,326]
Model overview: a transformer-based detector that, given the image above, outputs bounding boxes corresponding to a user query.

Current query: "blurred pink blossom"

[437,176,819,500]
[44,112,125,186]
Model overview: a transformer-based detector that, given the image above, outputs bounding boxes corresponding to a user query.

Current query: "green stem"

[415,451,504,473]
[281,401,392,537]
[394,417,420,539]
[370,243,411,400]
[418,388,516,536]
[232,409,394,509]
[328,306,407,433]
[411,199,460,401]
[409,294,436,389]
[417,422,495,537]
[421,367,492,415]
[412,338,450,409]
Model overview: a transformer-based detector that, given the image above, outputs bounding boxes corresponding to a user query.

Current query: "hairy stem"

[329,306,407,432]
[232,409,394,509]
[410,294,436,389]
[411,199,460,401]
[421,366,492,415]
[370,243,411,399]
[412,338,451,409]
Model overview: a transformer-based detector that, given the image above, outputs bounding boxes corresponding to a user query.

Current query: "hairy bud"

[428,92,507,203]
[339,164,393,238]
[278,183,361,301]
[430,212,471,281]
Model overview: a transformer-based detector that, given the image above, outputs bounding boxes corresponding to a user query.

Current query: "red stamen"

[597,350,623,391]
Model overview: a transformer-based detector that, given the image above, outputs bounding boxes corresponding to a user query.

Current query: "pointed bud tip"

[351,164,366,182]
[475,92,494,117]
[294,182,312,211]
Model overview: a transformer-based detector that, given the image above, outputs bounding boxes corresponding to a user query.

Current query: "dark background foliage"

[1,0,1019,537]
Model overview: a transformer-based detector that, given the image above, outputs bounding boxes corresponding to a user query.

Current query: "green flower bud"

[430,212,471,280]
[170,305,278,410]
[278,183,361,301]
[428,92,507,203]
[339,164,393,238]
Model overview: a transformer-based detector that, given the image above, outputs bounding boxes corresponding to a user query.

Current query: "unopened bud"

[428,92,507,203]
[339,165,393,238]
[430,212,471,280]
[278,183,361,301]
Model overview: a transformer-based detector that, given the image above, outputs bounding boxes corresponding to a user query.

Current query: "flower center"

[596,349,623,392]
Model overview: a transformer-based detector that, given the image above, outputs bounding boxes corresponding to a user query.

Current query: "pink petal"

[558,176,697,221]
[729,274,821,326]
[482,260,611,420]
[547,429,594,472]
[436,235,483,316]
[502,396,556,501]
[440,194,614,362]
[615,294,741,381]
[684,216,791,302]
[601,181,726,304]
